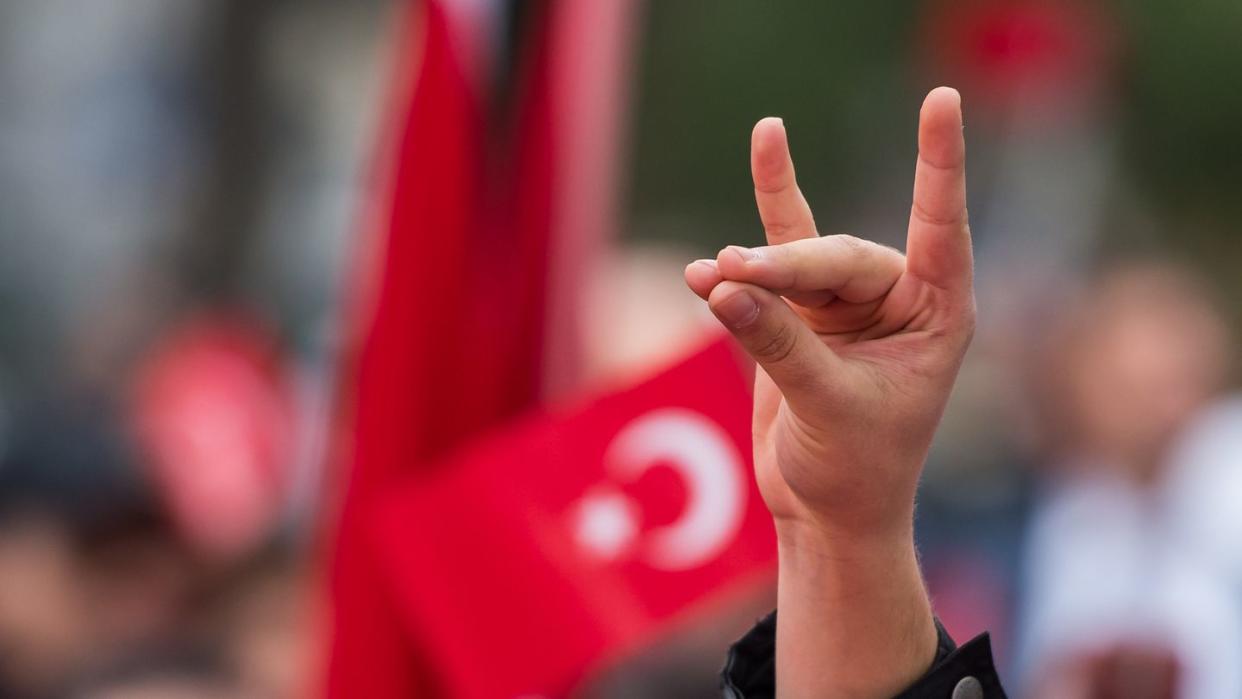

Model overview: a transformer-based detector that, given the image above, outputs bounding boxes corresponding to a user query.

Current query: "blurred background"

[1,1,1241,697]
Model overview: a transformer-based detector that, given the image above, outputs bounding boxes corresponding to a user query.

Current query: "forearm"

[774,520,938,699]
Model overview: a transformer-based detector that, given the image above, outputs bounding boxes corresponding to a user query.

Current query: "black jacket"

[721,613,1007,698]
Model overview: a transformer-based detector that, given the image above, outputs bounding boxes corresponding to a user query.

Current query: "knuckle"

[754,180,792,196]
[763,219,796,240]
[830,233,866,251]
[830,234,879,264]
[911,199,965,228]
[961,304,978,341]
[751,323,798,365]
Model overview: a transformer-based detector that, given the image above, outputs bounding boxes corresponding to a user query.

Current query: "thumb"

[708,280,839,404]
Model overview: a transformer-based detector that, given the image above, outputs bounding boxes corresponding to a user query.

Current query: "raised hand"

[685,86,972,539]
[685,87,974,698]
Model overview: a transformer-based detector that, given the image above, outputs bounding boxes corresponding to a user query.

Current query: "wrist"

[772,513,936,698]
[775,515,922,614]
[773,507,914,561]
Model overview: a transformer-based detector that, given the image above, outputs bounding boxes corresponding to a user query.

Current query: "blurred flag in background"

[324,0,776,696]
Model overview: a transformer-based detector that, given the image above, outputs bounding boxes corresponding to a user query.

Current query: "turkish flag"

[323,0,656,694]
[324,1,485,694]
[366,338,777,698]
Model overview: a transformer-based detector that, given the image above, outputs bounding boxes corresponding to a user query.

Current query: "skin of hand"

[684,87,974,698]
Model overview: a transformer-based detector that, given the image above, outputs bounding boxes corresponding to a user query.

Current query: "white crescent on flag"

[572,408,747,571]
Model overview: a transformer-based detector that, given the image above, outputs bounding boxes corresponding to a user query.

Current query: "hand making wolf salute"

[687,88,983,698]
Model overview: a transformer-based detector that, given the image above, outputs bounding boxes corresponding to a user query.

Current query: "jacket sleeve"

[721,612,1007,699]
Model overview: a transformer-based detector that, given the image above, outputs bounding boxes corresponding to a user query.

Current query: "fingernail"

[693,258,718,271]
[714,291,760,329]
[725,245,760,262]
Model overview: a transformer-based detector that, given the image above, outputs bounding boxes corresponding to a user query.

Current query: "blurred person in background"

[216,553,314,699]
[1019,261,1242,698]
[1,1,369,696]
[0,512,87,699]
[0,398,171,699]
[0,383,308,699]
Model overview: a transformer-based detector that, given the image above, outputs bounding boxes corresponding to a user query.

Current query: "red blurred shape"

[131,315,294,560]
[324,0,640,693]
[921,0,1119,107]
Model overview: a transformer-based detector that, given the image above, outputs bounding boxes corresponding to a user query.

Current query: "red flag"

[368,339,777,697]
[323,0,655,694]
[325,0,486,694]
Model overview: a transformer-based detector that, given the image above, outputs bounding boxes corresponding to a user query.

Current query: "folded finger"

[715,235,905,304]
[683,258,723,300]
[707,280,840,403]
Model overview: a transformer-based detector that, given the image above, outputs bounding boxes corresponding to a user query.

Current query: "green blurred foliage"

[627,1,1242,256]
[1114,0,1242,333]
[1118,0,1242,225]
[626,1,925,250]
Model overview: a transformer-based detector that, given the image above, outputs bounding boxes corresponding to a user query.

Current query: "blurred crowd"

[1,1,1241,698]
[0,2,387,696]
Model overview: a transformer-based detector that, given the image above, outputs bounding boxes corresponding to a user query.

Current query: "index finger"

[752,117,818,245]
